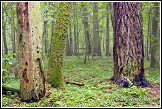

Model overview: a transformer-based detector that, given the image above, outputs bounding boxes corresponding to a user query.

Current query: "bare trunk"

[16,2,45,102]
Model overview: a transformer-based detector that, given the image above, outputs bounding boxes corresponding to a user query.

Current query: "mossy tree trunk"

[48,3,71,88]
[16,2,45,102]
[112,3,150,87]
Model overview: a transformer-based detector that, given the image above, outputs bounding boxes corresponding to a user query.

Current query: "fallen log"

[65,80,84,86]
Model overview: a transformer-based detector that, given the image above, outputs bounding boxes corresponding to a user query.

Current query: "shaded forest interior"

[2,2,160,107]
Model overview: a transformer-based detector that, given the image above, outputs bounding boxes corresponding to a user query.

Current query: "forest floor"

[2,56,160,107]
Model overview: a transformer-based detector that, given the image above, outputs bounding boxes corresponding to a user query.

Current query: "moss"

[48,3,71,88]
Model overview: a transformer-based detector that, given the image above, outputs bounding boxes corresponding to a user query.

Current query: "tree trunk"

[16,2,45,102]
[112,3,151,87]
[65,34,71,56]
[73,3,77,55]
[2,7,8,55]
[93,3,101,56]
[81,3,91,63]
[69,17,73,55]
[106,3,110,57]
[146,8,151,61]
[48,3,71,88]
[11,3,16,53]
[150,3,159,68]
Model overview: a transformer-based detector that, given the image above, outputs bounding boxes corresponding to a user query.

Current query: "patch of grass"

[2,56,160,107]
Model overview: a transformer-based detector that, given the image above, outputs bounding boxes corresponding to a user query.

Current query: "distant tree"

[81,3,91,63]
[2,4,8,55]
[16,2,45,101]
[48,3,71,88]
[43,2,48,54]
[93,3,101,56]
[112,3,151,87]
[106,2,110,57]
[146,7,152,60]
[150,2,159,68]
[69,15,73,55]
[73,3,78,55]
[11,3,16,53]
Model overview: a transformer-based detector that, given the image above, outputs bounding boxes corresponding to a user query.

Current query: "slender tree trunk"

[48,3,71,88]
[50,15,55,53]
[16,2,45,102]
[150,3,159,68]
[11,3,16,53]
[112,3,151,87]
[73,3,77,55]
[65,34,71,56]
[93,3,101,56]
[81,3,91,63]
[69,17,73,55]
[76,5,79,56]
[43,2,48,54]
[106,3,110,57]
[2,7,8,55]
[146,8,151,61]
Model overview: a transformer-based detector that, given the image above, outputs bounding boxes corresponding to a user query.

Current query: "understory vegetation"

[2,56,160,107]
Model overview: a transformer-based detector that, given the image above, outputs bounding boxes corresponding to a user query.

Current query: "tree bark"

[112,3,151,87]
[93,3,101,56]
[16,2,45,102]
[150,3,159,68]
[48,3,71,88]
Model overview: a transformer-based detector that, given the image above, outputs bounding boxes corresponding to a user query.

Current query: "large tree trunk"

[150,3,159,68]
[112,3,151,87]
[16,2,45,102]
[106,3,110,57]
[93,3,101,56]
[81,3,91,63]
[48,3,71,88]
[11,3,16,53]
[2,6,8,55]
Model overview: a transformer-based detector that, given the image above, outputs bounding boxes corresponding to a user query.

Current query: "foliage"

[2,56,160,107]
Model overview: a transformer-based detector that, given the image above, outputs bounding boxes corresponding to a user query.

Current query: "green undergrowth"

[2,56,160,107]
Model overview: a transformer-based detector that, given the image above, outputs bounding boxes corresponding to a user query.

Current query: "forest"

[1,1,160,107]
